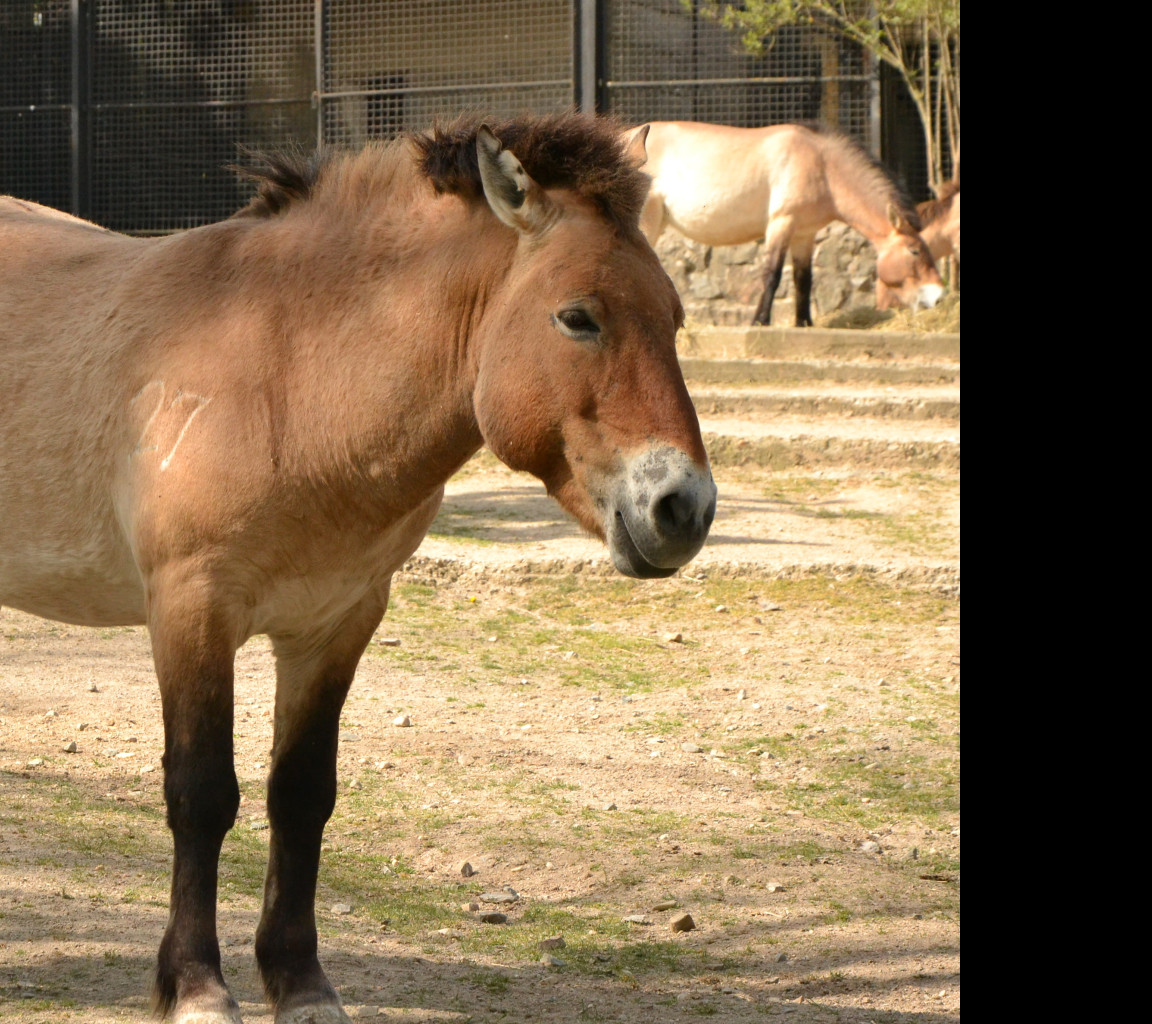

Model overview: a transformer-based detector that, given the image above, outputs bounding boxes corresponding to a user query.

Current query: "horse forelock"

[805,124,921,233]
[411,110,651,228]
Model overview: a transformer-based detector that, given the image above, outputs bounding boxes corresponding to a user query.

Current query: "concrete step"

[678,325,961,362]
[688,382,959,422]
[679,357,959,386]
[415,460,959,590]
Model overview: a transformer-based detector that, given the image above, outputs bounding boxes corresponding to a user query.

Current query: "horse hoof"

[275,1004,351,1024]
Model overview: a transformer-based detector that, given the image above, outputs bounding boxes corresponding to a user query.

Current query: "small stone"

[651,900,679,912]
[331,903,353,915]
[663,632,683,643]
[775,952,788,962]
[603,802,617,811]
[622,915,651,925]
[392,715,411,728]
[249,819,269,831]
[681,743,703,753]
[26,758,44,768]
[538,936,566,951]
[435,928,464,939]
[539,954,565,967]
[737,689,747,700]
[88,683,99,692]
[715,605,728,613]
[462,902,480,912]
[766,883,786,893]
[859,841,882,854]
[377,638,401,646]
[479,912,507,924]
[62,741,78,754]
[670,912,696,933]
[348,778,362,790]
[77,722,88,731]
[480,889,519,904]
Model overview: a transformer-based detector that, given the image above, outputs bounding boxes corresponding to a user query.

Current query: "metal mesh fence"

[2,1,927,233]
[603,0,873,142]
[1,1,73,212]
[88,0,315,231]
[320,0,575,148]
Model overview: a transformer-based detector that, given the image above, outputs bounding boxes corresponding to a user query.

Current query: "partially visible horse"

[0,112,716,1024]
[634,121,945,325]
[916,170,960,288]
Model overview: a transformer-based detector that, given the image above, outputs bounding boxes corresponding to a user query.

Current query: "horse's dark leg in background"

[256,592,388,1023]
[791,236,816,327]
[150,577,243,1024]
[752,216,794,326]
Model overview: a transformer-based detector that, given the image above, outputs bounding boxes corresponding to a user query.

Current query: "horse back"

[642,122,835,245]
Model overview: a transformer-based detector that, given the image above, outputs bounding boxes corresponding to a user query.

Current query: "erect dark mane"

[230,145,335,217]
[803,122,922,232]
[411,110,651,227]
[917,171,960,225]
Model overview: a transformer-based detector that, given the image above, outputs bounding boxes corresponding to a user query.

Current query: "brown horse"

[635,121,945,325]
[916,170,960,288]
[0,112,715,1024]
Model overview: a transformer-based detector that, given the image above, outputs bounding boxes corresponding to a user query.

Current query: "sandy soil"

[1,456,959,1023]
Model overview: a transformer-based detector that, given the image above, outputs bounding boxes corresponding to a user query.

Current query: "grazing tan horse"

[0,112,716,1024]
[915,170,960,289]
[635,121,944,325]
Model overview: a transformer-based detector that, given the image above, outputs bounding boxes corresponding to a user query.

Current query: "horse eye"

[556,309,600,335]
[909,247,921,257]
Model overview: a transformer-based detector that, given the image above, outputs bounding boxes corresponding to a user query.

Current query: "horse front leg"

[752,216,794,326]
[150,581,242,1024]
[256,592,388,1024]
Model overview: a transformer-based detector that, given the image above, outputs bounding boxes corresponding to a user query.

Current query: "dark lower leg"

[752,258,785,326]
[153,715,240,1017]
[256,694,345,1010]
[794,258,814,327]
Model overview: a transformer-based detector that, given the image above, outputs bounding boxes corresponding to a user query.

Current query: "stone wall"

[654,222,879,326]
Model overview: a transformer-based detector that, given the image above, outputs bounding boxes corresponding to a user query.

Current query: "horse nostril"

[654,489,696,537]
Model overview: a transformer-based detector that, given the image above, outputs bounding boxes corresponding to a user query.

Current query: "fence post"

[70,0,91,219]
[574,0,603,112]
[314,0,325,146]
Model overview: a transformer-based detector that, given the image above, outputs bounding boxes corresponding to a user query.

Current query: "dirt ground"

[0,458,959,1023]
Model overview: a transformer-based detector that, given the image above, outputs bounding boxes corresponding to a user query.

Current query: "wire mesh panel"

[89,0,316,231]
[0,1,73,212]
[3,2,935,233]
[603,0,873,145]
[321,0,576,148]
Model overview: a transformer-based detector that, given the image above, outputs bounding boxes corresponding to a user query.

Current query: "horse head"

[469,124,716,579]
[874,202,945,312]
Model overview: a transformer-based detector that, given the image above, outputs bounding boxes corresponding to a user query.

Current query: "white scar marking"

[129,381,212,470]
[160,391,212,471]
[129,380,165,455]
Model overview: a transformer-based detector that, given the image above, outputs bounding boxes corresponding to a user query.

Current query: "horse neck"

[250,196,495,502]
[822,151,902,245]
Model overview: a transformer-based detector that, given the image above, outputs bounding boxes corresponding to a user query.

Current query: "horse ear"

[886,201,912,234]
[622,124,650,169]
[476,125,555,233]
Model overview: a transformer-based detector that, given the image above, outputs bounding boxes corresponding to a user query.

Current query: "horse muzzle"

[607,447,717,579]
[912,283,945,311]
